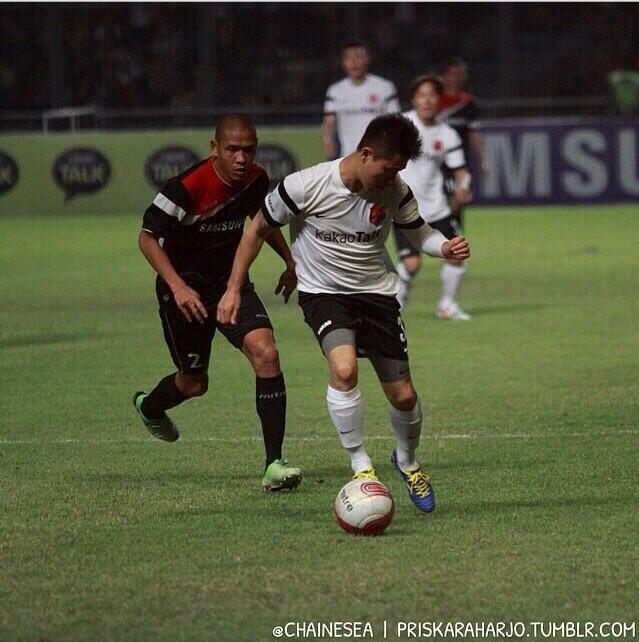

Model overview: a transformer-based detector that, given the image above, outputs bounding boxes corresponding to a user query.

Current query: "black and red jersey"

[437,91,480,153]
[142,158,269,304]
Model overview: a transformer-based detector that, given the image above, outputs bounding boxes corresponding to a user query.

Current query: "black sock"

[142,373,189,419]
[256,374,287,466]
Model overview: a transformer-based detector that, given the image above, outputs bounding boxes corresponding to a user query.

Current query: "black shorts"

[430,214,463,239]
[298,291,408,362]
[442,165,456,197]
[158,282,273,374]
[393,214,463,259]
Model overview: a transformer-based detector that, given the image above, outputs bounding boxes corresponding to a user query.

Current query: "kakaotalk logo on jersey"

[52,148,111,202]
[0,150,19,195]
[255,145,297,189]
[145,146,199,190]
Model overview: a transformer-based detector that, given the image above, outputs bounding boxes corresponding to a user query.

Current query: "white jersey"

[324,74,400,155]
[399,110,466,223]
[263,159,423,296]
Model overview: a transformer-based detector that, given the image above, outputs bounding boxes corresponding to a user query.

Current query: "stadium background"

[1,3,638,642]
[1,3,639,215]
[2,3,637,115]
[1,3,639,217]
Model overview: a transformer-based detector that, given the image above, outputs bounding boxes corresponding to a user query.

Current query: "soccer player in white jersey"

[394,74,473,319]
[218,114,470,513]
[322,42,400,159]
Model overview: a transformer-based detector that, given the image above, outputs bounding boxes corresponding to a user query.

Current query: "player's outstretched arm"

[217,210,276,325]
[138,230,208,323]
[400,222,471,261]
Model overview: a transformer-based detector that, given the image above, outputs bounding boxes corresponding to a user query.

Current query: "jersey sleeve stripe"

[446,145,463,153]
[394,217,425,230]
[277,182,301,216]
[152,193,187,221]
[398,187,415,209]
[384,92,399,103]
[261,202,285,228]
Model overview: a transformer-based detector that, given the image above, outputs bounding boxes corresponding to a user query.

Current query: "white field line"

[0,430,637,446]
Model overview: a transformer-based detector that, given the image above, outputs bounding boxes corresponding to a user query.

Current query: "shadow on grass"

[82,471,352,499]
[465,302,550,317]
[446,494,636,515]
[168,503,328,519]
[309,464,364,479]
[0,331,118,349]
[83,471,259,483]
[120,494,635,532]
[432,457,548,471]
[163,504,425,539]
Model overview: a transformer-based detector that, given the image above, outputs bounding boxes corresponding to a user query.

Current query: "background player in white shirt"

[394,74,473,319]
[218,115,470,514]
[322,42,400,159]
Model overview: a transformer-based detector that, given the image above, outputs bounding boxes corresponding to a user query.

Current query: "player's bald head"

[214,114,256,143]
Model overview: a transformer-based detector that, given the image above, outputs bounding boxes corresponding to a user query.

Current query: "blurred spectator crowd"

[1,3,638,112]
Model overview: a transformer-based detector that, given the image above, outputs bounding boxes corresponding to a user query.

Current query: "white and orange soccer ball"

[334,479,395,535]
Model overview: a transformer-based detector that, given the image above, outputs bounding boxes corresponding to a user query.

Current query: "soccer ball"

[334,479,395,535]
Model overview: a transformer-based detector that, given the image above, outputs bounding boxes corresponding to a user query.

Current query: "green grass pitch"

[1,205,637,641]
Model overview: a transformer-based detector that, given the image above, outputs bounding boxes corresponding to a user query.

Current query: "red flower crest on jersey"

[369,203,386,225]
[433,140,443,151]
[369,93,380,104]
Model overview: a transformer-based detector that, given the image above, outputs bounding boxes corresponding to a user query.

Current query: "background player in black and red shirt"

[133,114,302,492]
[437,57,488,221]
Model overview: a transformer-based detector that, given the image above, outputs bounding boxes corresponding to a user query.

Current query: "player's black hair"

[214,113,256,142]
[410,73,444,99]
[341,41,368,54]
[357,114,422,161]
[443,56,467,71]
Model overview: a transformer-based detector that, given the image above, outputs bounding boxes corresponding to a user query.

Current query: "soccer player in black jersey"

[438,57,488,218]
[133,114,301,491]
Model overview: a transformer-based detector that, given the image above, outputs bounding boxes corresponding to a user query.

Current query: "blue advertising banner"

[471,118,639,206]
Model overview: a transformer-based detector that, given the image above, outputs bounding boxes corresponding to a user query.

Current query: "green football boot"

[262,458,302,492]
[132,391,180,442]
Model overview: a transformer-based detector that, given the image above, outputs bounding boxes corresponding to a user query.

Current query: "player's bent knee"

[176,373,209,397]
[248,341,280,373]
[331,361,358,389]
[386,381,417,410]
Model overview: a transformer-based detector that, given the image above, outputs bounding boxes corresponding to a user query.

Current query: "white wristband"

[422,230,448,257]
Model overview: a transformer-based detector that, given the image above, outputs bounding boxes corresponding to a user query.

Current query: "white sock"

[396,262,413,309]
[389,396,422,471]
[326,385,372,472]
[439,262,466,309]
